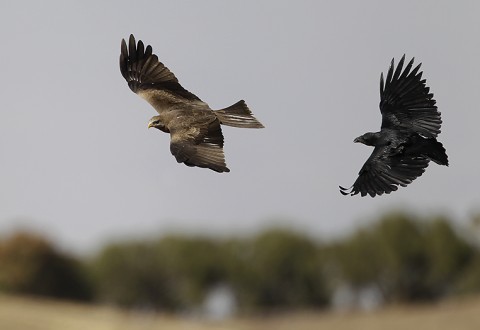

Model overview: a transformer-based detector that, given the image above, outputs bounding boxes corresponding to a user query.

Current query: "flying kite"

[120,34,263,172]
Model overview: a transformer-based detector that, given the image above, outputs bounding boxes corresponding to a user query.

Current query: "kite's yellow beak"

[148,122,154,129]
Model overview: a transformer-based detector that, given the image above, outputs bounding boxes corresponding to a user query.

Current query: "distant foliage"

[91,236,226,310]
[91,229,329,312]
[2,212,480,313]
[454,254,480,294]
[224,229,329,312]
[91,242,174,309]
[0,232,93,301]
[423,218,474,296]
[327,213,475,303]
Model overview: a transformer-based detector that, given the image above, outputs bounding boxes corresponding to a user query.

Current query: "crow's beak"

[354,137,361,143]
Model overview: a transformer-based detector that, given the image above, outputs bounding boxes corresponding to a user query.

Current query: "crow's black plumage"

[119,34,264,173]
[340,55,448,197]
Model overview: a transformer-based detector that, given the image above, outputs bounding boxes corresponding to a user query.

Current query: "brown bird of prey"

[120,34,264,172]
[340,55,448,197]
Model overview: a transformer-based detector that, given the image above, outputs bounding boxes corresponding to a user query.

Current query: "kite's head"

[147,116,168,133]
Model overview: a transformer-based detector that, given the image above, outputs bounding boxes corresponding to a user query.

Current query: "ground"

[1,294,480,330]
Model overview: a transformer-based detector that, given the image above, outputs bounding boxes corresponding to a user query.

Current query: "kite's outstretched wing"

[169,112,229,173]
[120,34,201,104]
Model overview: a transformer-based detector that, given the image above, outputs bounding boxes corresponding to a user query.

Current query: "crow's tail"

[421,138,449,166]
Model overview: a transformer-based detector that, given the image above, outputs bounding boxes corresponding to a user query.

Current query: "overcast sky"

[0,1,479,253]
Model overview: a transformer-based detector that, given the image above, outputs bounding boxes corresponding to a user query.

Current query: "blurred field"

[1,294,480,330]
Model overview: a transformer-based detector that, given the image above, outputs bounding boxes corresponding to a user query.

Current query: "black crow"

[340,55,448,197]
[120,34,264,173]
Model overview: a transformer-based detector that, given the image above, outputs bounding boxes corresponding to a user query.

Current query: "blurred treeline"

[1,212,480,313]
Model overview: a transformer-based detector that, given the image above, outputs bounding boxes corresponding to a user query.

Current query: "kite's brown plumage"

[120,34,264,172]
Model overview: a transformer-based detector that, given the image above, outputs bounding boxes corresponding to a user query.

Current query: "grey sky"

[0,1,478,253]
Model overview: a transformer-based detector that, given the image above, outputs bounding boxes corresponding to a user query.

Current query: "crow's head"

[354,132,379,146]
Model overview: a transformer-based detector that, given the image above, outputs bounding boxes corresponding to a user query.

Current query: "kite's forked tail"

[215,100,264,128]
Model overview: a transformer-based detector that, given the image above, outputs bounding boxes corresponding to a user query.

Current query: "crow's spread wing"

[340,144,429,197]
[120,34,201,103]
[169,112,229,173]
[380,55,441,138]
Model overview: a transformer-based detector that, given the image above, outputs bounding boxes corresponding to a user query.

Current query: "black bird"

[120,34,264,173]
[340,55,448,197]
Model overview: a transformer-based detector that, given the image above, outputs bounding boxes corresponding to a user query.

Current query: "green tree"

[226,228,329,311]
[330,212,475,303]
[91,241,177,309]
[423,217,474,297]
[153,235,227,307]
[0,232,93,301]
[91,235,227,310]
